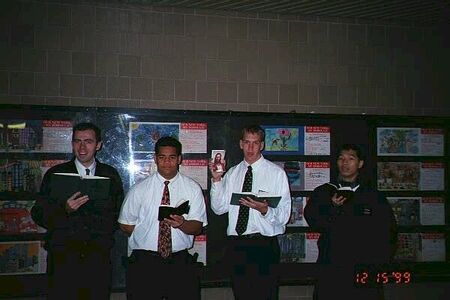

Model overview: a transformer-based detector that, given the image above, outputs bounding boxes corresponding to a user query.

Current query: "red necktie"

[158,181,172,258]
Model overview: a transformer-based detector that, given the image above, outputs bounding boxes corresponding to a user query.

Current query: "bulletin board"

[0,104,448,296]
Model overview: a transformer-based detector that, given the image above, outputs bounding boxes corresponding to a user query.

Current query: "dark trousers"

[47,245,112,300]
[225,235,280,300]
[126,249,200,300]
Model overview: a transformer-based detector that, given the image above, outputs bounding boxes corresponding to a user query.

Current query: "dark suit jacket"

[31,158,124,250]
[304,181,397,266]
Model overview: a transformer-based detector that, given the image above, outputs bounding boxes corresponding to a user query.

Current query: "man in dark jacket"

[31,122,124,300]
[304,144,397,300]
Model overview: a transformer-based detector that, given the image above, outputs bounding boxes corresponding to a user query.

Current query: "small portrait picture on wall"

[211,150,226,173]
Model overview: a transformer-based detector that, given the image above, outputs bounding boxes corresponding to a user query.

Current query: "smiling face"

[72,129,102,168]
[155,146,181,180]
[337,149,364,182]
[240,132,264,165]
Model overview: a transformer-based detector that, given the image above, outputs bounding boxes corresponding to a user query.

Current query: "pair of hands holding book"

[209,162,269,215]
[239,196,269,215]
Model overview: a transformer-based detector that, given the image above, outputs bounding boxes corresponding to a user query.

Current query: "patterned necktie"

[235,165,252,235]
[85,168,90,176]
[158,181,172,258]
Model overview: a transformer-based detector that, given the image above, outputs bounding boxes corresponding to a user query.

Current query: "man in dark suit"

[31,122,124,300]
[304,144,397,300]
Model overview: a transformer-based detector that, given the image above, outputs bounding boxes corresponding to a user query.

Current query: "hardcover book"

[49,173,111,211]
[158,201,190,221]
[230,192,281,208]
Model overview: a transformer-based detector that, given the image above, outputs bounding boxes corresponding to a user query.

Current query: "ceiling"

[126,0,450,25]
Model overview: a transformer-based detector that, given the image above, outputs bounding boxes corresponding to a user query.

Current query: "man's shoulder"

[96,161,120,174]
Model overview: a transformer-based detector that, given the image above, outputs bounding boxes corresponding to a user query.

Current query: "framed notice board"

[0,104,448,296]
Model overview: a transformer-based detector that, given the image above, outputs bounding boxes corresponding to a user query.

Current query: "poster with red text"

[42,120,72,153]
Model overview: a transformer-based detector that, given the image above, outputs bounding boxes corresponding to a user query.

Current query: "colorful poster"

[0,201,46,234]
[377,127,444,156]
[129,122,179,153]
[42,120,72,153]
[278,232,319,263]
[0,120,43,152]
[0,241,47,275]
[387,197,421,226]
[274,161,304,191]
[394,233,420,262]
[262,125,331,155]
[129,122,207,154]
[287,197,308,227]
[0,160,43,193]
[377,128,420,155]
[263,126,302,154]
[278,233,306,263]
[377,162,420,191]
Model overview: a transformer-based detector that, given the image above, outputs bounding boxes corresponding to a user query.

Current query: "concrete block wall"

[0,0,449,115]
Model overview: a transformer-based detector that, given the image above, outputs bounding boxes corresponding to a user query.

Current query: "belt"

[133,249,188,259]
[228,233,273,240]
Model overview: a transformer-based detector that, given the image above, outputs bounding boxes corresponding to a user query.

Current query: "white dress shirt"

[119,172,208,256]
[210,155,291,236]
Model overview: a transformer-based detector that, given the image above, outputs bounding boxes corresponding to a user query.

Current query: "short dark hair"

[241,125,265,142]
[155,136,182,155]
[338,143,365,161]
[73,122,102,142]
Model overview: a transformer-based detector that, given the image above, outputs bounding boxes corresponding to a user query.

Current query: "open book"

[326,183,357,200]
[49,173,111,210]
[231,192,282,208]
[158,201,190,221]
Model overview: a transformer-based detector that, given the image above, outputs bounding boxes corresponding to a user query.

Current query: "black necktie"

[85,168,90,175]
[235,165,252,235]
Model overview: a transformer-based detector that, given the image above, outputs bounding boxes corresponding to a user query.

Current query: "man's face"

[155,146,181,180]
[240,132,264,164]
[337,149,364,182]
[72,129,101,168]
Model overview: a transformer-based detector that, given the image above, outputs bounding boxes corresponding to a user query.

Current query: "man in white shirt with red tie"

[119,136,207,299]
[209,125,291,300]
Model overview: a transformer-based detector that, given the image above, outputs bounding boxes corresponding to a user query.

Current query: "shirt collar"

[337,175,360,189]
[156,172,179,184]
[75,158,96,176]
[244,155,264,170]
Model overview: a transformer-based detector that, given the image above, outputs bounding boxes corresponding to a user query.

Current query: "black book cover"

[49,173,111,210]
[158,201,190,221]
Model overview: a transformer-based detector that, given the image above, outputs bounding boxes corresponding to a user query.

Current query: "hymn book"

[158,201,190,221]
[230,192,282,208]
[49,173,111,210]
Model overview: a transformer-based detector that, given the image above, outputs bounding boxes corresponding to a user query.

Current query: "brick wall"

[0,0,449,115]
